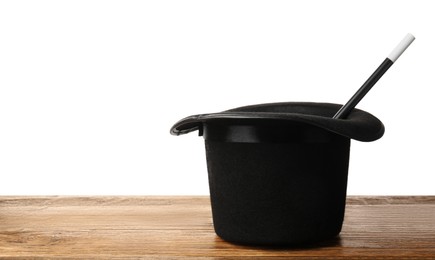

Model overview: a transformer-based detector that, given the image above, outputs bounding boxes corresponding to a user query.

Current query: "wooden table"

[0,196,434,259]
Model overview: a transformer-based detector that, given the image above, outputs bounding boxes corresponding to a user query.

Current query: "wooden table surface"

[0,196,434,259]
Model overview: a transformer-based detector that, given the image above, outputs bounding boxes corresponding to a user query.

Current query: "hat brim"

[170,102,384,142]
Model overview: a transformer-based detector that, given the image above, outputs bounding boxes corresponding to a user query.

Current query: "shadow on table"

[214,236,343,250]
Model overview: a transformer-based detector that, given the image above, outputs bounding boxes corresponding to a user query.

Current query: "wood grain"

[0,196,434,259]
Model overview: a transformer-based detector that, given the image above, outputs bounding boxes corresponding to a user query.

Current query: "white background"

[0,0,433,195]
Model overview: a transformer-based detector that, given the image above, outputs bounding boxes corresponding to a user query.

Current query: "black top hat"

[170,102,384,142]
[170,102,384,245]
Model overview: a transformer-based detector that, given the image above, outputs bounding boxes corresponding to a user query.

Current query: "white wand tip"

[387,33,415,62]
